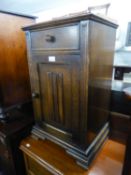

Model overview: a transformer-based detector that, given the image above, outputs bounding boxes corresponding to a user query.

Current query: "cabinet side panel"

[88,21,116,137]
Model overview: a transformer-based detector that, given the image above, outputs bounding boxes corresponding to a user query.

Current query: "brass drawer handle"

[45,35,55,42]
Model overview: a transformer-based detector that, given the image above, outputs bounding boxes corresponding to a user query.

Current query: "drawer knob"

[32,92,39,99]
[45,35,55,42]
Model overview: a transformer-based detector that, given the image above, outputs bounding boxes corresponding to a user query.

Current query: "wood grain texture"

[31,24,79,51]
[32,55,81,134]
[87,20,117,134]
[20,136,125,175]
[110,111,130,144]
[22,13,118,31]
[0,12,34,108]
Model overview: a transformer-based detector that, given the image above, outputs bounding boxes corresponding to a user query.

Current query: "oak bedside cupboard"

[22,13,118,168]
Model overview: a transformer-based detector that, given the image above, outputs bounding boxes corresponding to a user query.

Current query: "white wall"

[34,0,131,50]
[34,0,111,22]
[108,0,131,50]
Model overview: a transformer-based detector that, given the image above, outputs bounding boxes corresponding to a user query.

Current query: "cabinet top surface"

[22,13,118,31]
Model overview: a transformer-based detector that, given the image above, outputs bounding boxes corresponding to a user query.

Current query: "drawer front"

[30,24,79,51]
[26,156,53,175]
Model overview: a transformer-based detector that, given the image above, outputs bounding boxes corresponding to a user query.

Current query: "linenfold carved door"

[33,55,81,134]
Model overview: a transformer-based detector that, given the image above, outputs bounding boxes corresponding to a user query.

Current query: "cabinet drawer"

[26,156,53,175]
[30,25,79,51]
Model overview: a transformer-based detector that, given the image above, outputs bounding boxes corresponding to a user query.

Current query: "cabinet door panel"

[32,57,81,135]
[38,63,72,130]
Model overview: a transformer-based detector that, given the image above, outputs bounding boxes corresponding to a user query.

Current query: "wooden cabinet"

[122,120,131,175]
[24,156,52,175]
[0,107,33,175]
[23,13,117,168]
[20,136,89,175]
[110,90,131,143]
[20,136,125,175]
[0,10,36,120]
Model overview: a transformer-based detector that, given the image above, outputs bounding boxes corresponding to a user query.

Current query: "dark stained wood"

[0,12,35,110]
[122,91,131,175]
[31,24,79,51]
[0,105,34,175]
[122,122,131,175]
[87,20,117,135]
[110,111,130,144]
[109,89,131,143]
[37,58,80,133]
[22,13,118,31]
[0,11,35,175]
[0,10,36,19]
[20,136,125,175]
[23,13,117,168]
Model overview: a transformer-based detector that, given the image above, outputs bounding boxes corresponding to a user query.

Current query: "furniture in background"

[110,90,130,143]
[20,136,125,175]
[0,104,33,175]
[0,11,36,175]
[22,13,117,168]
[110,66,131,143]
[122,88,131,175]
[122,120,131,175]
[0,10,35,121]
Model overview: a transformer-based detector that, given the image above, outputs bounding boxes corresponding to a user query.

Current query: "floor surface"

[87,139,125,175]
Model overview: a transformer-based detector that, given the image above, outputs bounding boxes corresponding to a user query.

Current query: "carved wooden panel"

[34,57,81,133]
[38,63,71,129]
